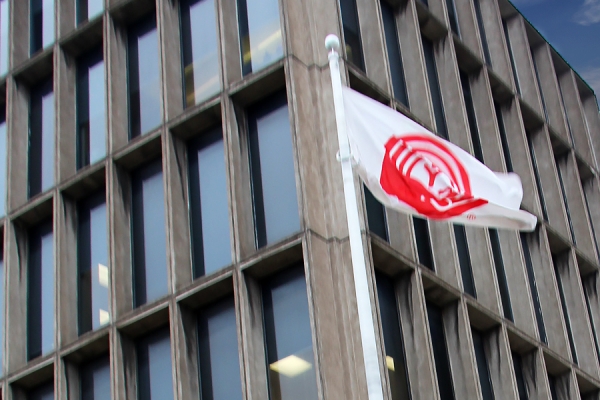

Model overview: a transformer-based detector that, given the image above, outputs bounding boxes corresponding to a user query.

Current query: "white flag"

[342,87,537,231]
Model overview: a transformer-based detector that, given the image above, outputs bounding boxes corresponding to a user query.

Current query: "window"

[128,15,161,139]
[197,298,243,400]
[137,328,174,400]
[28,382,54,400]
[131,160,168,307]
[80,355,111,400]
[29,78,55,198]
[548,375,559,400]
[188,128,232,278]
[376,272,410,400]
[511,352,528,400]
[0,105,6,216]
[454,224,476,298]
[78,192,109,335]
[77,47,106,169]
[489,228,513,321]
[76,0,103,25]
[263,266,318,400]
[30,0,54,55]
[380,0,408,107]
[237,0,283,76]
[502,20,521,96]
[520,232,547,344]
[446,0,460,37]
[422,37,448,139]
[27,220,54,360]
[0,0,9,75]
[426,302,455,400]
[339,0,365,71]
[552,254,578,365]
[473,0,491,65]
[247,92,300,249]
[494,102,513,173]
[472,329,494,400]
[180,0,220,107]
[365,186,388,241]
[414,216,434,270]
[460,71,483,162]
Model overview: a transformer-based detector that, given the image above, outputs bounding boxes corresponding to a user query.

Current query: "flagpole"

[325,34,385,400]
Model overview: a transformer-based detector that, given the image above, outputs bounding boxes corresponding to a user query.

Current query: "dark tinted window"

[489,228,513,321]
[548,375,559,400]
[414,216,434,270]
[248,92,300,248]
[0,0,8,75]
[472,329,494,400]
[128,16,161,138]
[78,192,109,334]
[80,355,111,400]
[380,1,408,107]
[132,160,168,307]
[474,0,491,65]
[197,298,243,400]
[583,274,600,366]
[29,79,55,198]
[422,37,448,139]
[137,328,174,400]
[180,0,220,106]
[511,352,528,400]
[27,220,54,360]
[365,186,388,241]
[237,0,283,76]
[0,105,6,216]
[426,302,455,400]
[339,0,364,70]
[188,128,231,278]
[77,47,106,169]
[454,224,476,297]
[30,0,54,54]
[520,233,547,344]
[376,272,410,400]
[28,382,54,400]
[263,266,318,400]
[76,0,103,25]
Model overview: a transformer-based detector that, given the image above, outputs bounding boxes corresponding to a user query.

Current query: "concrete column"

[478,0,514,87]
[55,47,77,183]
[522,349,552,400]
[105,15,128,152]
[454,0,484,61]
[355,0,389,91]
[157,0,183,121]
[581,94,600,171]
[484,326,520,399]
[6,77,29,212]
[219,0,243,86]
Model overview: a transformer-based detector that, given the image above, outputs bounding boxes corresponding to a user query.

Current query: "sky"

[509,0,600,97]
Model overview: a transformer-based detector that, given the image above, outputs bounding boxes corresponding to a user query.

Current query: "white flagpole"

[325,34,385,400]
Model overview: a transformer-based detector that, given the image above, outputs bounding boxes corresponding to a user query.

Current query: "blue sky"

[510,0,600,96]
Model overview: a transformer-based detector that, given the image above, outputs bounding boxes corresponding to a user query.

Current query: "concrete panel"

[553,370,583,400]
[11,0,29,68]
[485,327,520,399]
[157,0,184,121]
[429,220,461,289]
[478,0,514,87]
[105,16,128,152]
[522,349,552,400]
[466,226,501,314]
[172,303,200,400]
[355,0,389,91]
[219,0,243,86]
[55,48,77,183]
[582,177,600,262]
[581,95,600,171]
[386,209,417,261]
[57,0,76,38]
[454,0,484,60]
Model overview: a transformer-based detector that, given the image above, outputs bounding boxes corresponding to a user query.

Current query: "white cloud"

[580,66,600,96]
[574,0,600,25]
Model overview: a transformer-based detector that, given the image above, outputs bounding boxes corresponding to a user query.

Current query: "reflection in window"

[180,0,220,107]
[0,0,8,75]
[128,16,161,138]
[263,266,318,400]
[29,79,55,198]
[28,382,54,400]
[78,192,109,335]
[426,302,455,400]
[237,0,283,76]
[380,0,408,107]
[197,298,243,400]
[376,272,410,400]
[77,47,106,169]
[339,0,364,71]
[132,160,168,307]
[0,105,6,216]
[188,128,231,278]
[30,0,54,54]
[137,328,174,400]
[76,0,103,25]
[80,356,111,400]
[27,220,54,360]
[248,92,299,248]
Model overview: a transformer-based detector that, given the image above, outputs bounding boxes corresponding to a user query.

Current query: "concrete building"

[0,0,599,399]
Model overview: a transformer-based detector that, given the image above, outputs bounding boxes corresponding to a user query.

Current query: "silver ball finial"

[325,34,340,52]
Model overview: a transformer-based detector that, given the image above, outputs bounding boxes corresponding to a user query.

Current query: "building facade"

[0,0,599,399]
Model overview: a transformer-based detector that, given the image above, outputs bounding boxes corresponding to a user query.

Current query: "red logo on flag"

[380,135,487,219]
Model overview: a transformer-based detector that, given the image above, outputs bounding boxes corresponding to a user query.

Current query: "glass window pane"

[0,105,6,216]
[77,47,106,169]
[446,0,460,36]
[30,0,54,54]
[27,220,54,360]
[188,128,231,278]
[375,272,410,400]
[365,186,388,241]
[248,92,300,248]
[137,328,174,400]
[339,0,364,70]
[197,298,243,400]
[180,0,220,107]
[29,79,55,197]
[263,266,318,400]
[80,355,111,400]
[128,16,161,138]
[132,160,168,307]
[413,216,434,270]
[380,1,408,107]
[237,0,283,75]
[78,192,109,334]
[0,0,9,75]
[28,383,54,400]
[454,224,476,298]
[77,0,103,25]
